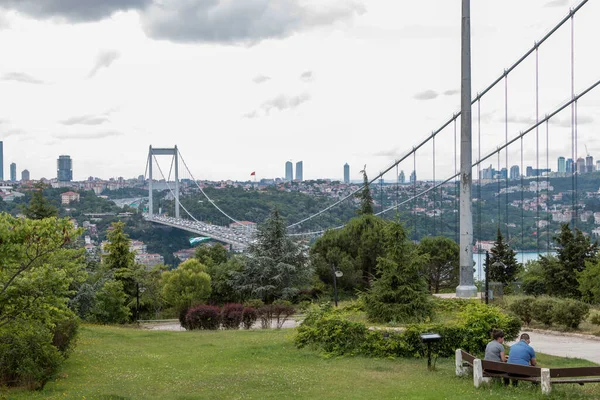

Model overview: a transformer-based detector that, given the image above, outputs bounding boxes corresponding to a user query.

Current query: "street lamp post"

[331,264,343,307]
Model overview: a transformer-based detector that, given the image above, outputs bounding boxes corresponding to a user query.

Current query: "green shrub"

[552,299,590,329]
[241,307,258,329]
[458,303,521,353]
[508,297,535,325]
[244,299,264,309]
[589,313,600,325]
[51,313,79,357]
[431,298,475,313]
[531,297,557,326]
[0,322,63,390]
[272,300,296,329]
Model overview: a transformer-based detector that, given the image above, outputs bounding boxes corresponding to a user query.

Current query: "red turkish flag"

[250,171,256,176]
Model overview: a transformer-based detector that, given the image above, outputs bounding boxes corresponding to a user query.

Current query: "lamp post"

[331,264,343,307]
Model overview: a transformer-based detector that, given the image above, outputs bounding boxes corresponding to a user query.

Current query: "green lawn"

[3,325,600,400]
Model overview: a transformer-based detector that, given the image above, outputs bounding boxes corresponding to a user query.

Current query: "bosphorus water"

[473,251,556,281]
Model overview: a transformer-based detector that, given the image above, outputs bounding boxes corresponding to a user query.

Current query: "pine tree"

[103,222,138,309]
[22,184,58,220]
[485,228,521,291]
[357,166,374,215]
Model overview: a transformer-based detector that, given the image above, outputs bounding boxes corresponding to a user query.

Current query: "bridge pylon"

[147,145,180,219]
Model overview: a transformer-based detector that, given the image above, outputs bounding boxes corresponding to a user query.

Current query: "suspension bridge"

[141,0,600,296]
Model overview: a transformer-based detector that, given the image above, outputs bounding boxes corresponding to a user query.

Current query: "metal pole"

[174,145,180,219]
[332,264,338,307]
[457,0,477,297]
[485,251,490,305]
[148,146,153,217]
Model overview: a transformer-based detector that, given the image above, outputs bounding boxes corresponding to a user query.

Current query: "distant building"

[10,163,16,181]
[526,166,533,177]
[409,170,416,184]
[173,248,195,262]
[576,158,586,174]
[509,165,520,180]
[343,163,350,184]
[61,191,80,205]
[285,161,293,182]
[57,155,73,182]
[566,158,574,174]
[399,170,405,184]
[557,156,566,173]
[21,169,30,182]
[295,161,303,181]
[586,155,594,174]
[597,160,600,172]
[0,141,3,181]
[135,253,164,269]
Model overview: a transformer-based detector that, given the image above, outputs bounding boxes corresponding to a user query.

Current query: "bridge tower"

[147,145,180,219]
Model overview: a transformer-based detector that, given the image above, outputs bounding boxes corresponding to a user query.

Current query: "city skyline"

[0,1,599,182]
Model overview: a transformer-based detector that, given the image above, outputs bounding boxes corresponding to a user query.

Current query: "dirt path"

[508,330,600,364]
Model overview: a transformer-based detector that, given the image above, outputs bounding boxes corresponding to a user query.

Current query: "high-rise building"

[399,170,405,184]
[295,161,303,182]
[409,170,416,184]
[21,169,30,182]
[597,160,600,172]
[343,163,350,184]
[558,157,566,173]
[57,155,73,182]
[10,163,16,181]
[0,141,3,181]
[586,155,594,174]
[285,161,293,182]
[576,158,586,174]
[566,158,574,174]
[509,165,520,180]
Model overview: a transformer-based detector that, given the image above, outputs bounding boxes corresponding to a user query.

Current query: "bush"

[244,299,264,309]
[52,314,79,357]
[258,305,275,329]
[222,304,244,330]
[531,297,557,326]
[590,313,600,326]
[509,297,536,325]
[179,307,190,330]
[552,299,590,329]
[272,300,296,329]
[241,307,258,329]
[186,305,221,330]
[294,302,521,358]
[0,322,63,390]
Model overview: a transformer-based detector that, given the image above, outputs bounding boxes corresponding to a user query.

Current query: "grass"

[3,325,600,400]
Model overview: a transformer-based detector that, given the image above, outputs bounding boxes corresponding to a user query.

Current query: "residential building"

[21,169,30,181]
[576,158,586,174]
[135,253,164,268]
[586,155,594,174]
[57,155,73,182]
[173,248,195,262]
[61,191,80,205]
[343,163,350,184]
[285,161,293,182]
[295,161,303,182]
[509,165,520,180]
[10,163,16,181]
[557,156,565,173]
[566,158,574,174]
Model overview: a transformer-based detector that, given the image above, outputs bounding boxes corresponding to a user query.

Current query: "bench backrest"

[461,350,475,365]
[550,367,600,378]
[481,360,541,377]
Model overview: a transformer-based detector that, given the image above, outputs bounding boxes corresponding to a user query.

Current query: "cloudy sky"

[0,0,598,182]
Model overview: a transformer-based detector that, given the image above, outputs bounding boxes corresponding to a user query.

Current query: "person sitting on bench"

[507,333,537,386]
[485,329,507,363]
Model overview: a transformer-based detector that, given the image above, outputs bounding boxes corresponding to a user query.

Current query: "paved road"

[508,330,600,364]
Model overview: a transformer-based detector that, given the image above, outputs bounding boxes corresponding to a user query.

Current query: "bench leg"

[473,359,483,388]
[541,368,551,395]
[456,349,466,377]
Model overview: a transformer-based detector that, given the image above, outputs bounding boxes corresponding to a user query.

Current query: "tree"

[103,222,137,298]
[485,229,522,292]
[0,214,85,329]
[363,220,432,322]
[357,166,374,215]
[88,280,131,324]
[22,184,58,220]
[418,236,459,293]
[230,209,310,302]
[195,244,228,267]
[578,258,600,303]
[543,224,598,298]
[162,259,211,311]
[207,256,244,304]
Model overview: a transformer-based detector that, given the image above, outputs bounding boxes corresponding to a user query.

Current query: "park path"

[508,330,600,364]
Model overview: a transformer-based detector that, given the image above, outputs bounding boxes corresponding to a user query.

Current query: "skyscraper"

[509,165,520,180]
[0,141,3,181]
[399,170,405,184]
[10,163,16,181]
[586,155,594,174]
[557,156,566,173]
[409,170,416,184]
[295,161,303,181]
[57,155,73,182]
[343,163,350,184]
[597,160,600,172]
[566,158,574,174]
[576,158,586,174]
[21,169,30,181]
[285,161,293,182]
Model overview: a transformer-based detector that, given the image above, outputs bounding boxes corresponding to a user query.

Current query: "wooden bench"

[456,349,600,395]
